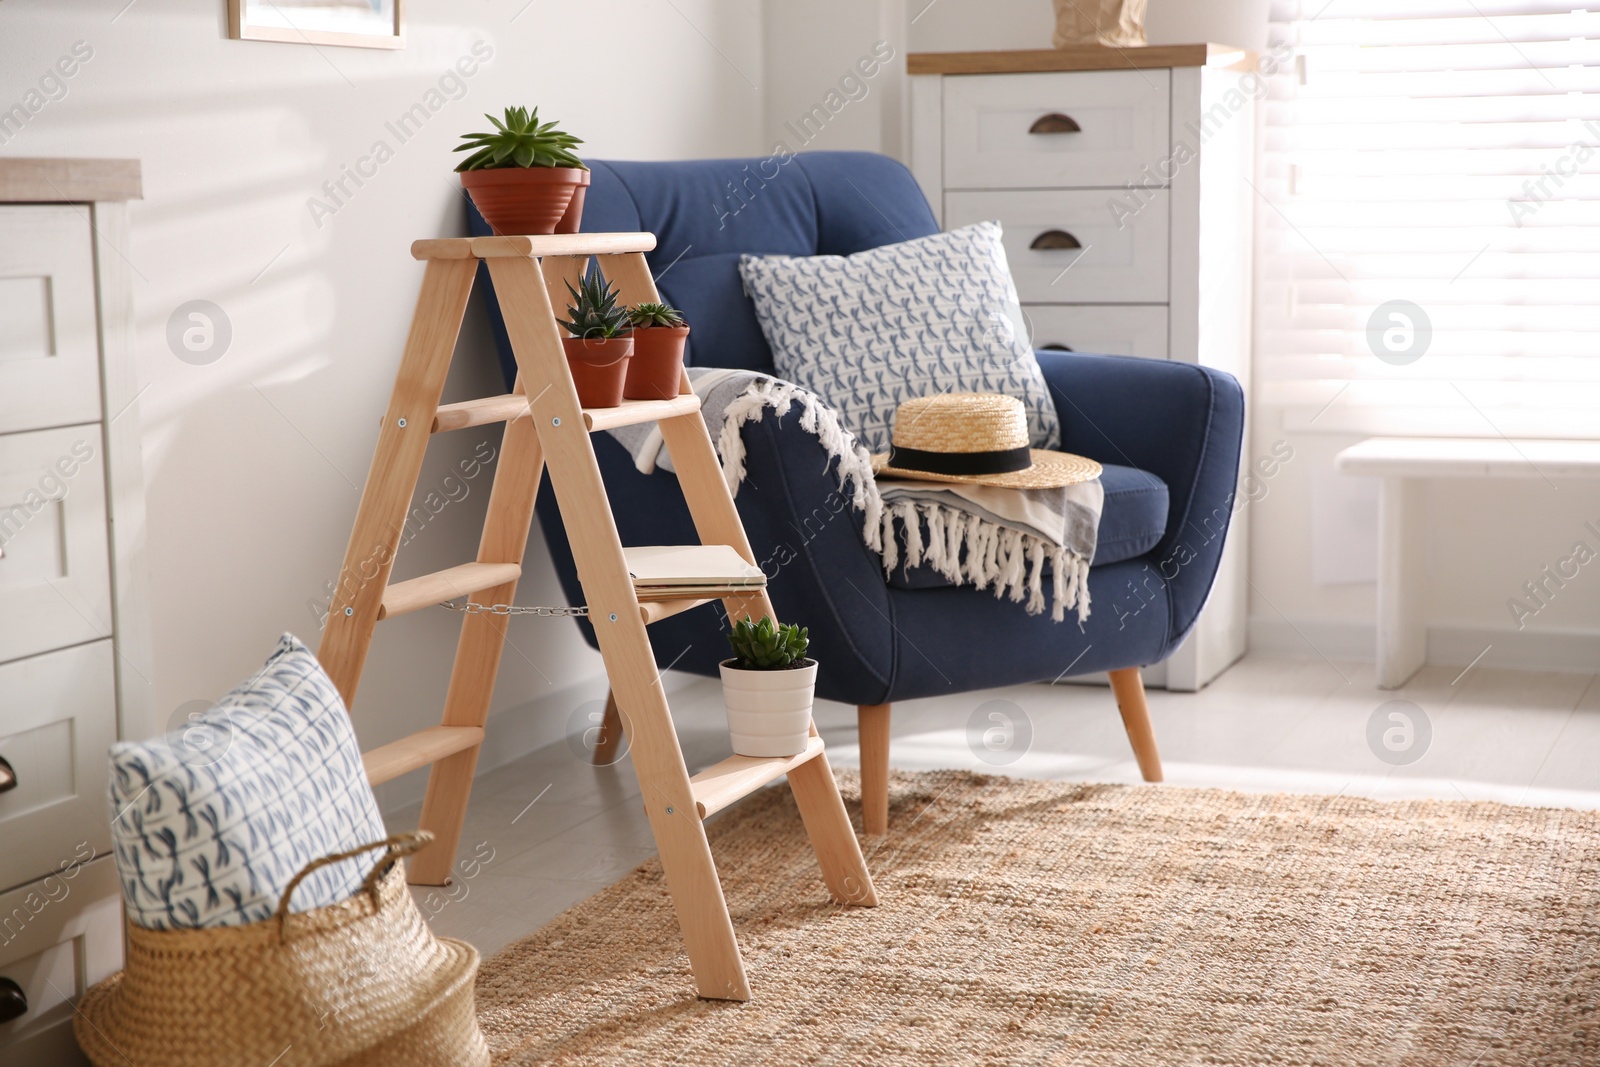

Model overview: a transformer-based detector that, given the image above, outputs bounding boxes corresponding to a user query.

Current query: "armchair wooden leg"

[1108,668,1163,782]
[592,690,624,766]
[857,703,891,836]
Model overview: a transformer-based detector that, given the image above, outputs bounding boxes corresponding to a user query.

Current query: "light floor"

[393,653,1600,957]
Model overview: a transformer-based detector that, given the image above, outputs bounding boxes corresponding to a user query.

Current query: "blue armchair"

[472,151,1245,833]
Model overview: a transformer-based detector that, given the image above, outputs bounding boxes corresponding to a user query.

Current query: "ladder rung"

[689,736,826,819]
[638,597,714,624]
[433,393,529,433]
[363,725,484,785]
[410,233,657,261]
[583,394,701,432]
[379,562,522,620]
[433,392,700,434]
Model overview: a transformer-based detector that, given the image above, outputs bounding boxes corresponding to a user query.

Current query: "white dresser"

[0,159,150,1064]
[907,45,1255,690]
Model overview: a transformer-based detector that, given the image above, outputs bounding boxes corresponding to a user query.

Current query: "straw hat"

[871,392,1101,489]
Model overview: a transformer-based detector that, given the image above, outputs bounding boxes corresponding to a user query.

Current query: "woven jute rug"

[476,771,1600,1066]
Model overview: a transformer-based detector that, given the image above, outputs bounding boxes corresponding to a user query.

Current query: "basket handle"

[274,830,432,940]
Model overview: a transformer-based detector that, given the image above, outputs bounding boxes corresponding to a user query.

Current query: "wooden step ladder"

[316,231,878,1001]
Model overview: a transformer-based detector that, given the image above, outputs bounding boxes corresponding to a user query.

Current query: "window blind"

[1260,1,1600,437]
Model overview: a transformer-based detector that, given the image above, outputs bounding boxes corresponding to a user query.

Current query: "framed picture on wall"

[228,0,404,50]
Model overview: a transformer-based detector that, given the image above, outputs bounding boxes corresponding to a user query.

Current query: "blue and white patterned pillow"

[108,634,387,930]
[738,220,1060,454]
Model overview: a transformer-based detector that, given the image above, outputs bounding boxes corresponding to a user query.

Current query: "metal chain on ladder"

[437,599,588,618]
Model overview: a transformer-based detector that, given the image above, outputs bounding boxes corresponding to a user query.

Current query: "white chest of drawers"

[908,45,1255,690]
[0,158,151,1064]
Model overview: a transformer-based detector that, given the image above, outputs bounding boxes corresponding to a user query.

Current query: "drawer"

[0,642,117,895]
[942,70,1170,190]
[945,189,1169,304]
[1025,305,1168,360]
[0,856,121,1063]
[0,425,112,665]
[0,206,104,435]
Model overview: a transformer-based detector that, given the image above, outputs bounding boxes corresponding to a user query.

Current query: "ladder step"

[379,562,522,620]
[433,394,529,433]
[639,597,714,624]
[411,232,657,261]
[363,725,484,785]
[582,394,702,432]
[433,392,701,434]
[689,736,827,819]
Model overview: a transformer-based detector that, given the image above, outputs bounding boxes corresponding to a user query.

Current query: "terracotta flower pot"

[461,166,587,236]
[562,335,633,408]
[555,167,590,235]
[623,324,690,400]
[719,658,816,758]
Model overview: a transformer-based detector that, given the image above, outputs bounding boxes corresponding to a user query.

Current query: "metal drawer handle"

[0,977,26,1024]
[1030,230,1082,251]
[1029,112,1081,134]
[0,755,13,795]
[1038,343,1073,351]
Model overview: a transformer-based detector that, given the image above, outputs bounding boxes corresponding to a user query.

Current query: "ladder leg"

[487,254,750,1000]
[318,258,478,705]
[656,412,777,624]
[592,690,624,766]
[410,400,546,885]
[656,400,878,908]
[788,751,880,907]
[631,686,751,1001]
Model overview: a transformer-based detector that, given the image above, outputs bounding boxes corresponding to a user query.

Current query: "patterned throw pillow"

[108,634,387,930]
[738,220,1060,454]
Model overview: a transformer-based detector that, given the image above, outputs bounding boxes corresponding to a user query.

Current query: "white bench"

[1334,437,1600,689]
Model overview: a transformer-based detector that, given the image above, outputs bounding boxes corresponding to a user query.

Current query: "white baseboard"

[1247,616,1600,674]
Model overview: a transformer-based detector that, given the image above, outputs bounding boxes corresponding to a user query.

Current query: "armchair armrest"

[726,397,896,699]
[1036,350,1245,644]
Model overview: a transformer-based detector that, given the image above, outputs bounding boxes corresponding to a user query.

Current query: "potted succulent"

[558,270,633,407]
[720,616,815,758]
[454,106,590,236]
[624,301,690,401]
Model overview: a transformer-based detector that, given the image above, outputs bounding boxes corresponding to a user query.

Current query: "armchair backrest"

[472,151,939,383]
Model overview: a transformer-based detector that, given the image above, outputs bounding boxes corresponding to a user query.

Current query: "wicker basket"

[75,832,490,1067]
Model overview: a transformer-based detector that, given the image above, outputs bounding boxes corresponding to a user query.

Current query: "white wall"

[2,0,764,804]
[761,0,906,156]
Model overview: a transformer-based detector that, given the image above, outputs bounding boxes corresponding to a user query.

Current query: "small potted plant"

[720,616,815,758]
[454,106,590,236]
[558,270,633,407]
[624,301,690,401]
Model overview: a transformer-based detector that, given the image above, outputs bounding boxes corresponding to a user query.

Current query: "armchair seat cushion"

[886,463,1168,590]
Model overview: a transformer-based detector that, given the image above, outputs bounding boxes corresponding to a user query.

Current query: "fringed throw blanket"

[608,369,1102,623]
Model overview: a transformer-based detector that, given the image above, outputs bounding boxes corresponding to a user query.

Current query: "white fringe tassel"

[713,381,1090,623]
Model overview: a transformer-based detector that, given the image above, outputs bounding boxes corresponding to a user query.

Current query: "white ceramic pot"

[719,658,817,757]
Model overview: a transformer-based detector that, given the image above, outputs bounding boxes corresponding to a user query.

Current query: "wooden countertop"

[907,43,1253,76]
[0,158,142,202]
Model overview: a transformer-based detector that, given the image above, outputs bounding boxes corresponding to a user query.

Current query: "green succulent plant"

[453,106,585,172]
[726,616,810,670]
[559,271,631,341]
[628,301,687,329]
